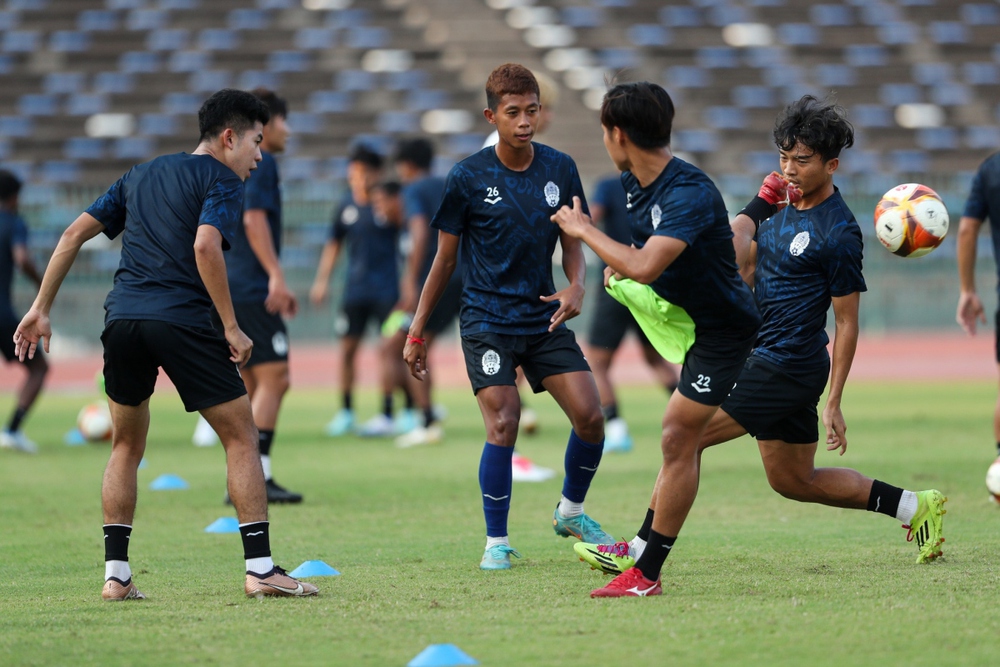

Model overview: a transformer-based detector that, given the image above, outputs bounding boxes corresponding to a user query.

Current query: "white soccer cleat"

[511,453,555,482]
[0,429,38,454]
[192,415,219,447]
[395,424,444,448]
[603,417,633,453]
[357,414,395,437]
[520,408,539,434]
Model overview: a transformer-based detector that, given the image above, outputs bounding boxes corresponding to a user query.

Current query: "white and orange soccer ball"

[873,183,950,258]
[987,458,1000,504]
[77,402,112,442]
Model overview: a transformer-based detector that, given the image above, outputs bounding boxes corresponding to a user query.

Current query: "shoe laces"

[597,541,631,558]
[902,524,914,542]
[487,545,520,559]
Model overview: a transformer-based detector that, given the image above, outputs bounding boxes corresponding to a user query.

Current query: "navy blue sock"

[479,442,513,537]
[561,430,604,503]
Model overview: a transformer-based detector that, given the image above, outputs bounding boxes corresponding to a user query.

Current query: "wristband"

[406,334,426,345]
[738,196,779,232]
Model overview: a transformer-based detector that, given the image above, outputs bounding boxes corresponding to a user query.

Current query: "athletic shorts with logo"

[676,326,757,406]
[341,300,395,338]
[229,301,289,367]
[461,327,591,395]
[721,355,830,444]
[102,319,247,412]
[588,286,651,351]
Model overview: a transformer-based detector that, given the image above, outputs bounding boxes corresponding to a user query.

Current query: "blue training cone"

[204,517,240,533]
[407,644,478,667]
[289,560,340,577]
[149,474,189,490]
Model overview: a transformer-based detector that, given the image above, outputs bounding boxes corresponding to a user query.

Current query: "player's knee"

[573,408,604,443]
[659,425,698,463]
[487,410,519,446]
[766,468,810,500]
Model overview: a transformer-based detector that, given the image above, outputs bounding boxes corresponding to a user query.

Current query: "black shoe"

[266,479,303,504]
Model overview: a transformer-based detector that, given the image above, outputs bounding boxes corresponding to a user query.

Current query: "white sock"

[629,536,647,559]
[105,560,131,582]
[260,454,272,481]
[245,556,275,575]
[896,490,919,524]
[557,496,584,518]
[485,535,509,549]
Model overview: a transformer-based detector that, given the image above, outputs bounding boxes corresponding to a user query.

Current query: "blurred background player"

[391,138,460,448]
[310,144,404,437]
[587,175,678,453]
[956,149,1000,479]
[404,64,613,571]
[0,169,46,453]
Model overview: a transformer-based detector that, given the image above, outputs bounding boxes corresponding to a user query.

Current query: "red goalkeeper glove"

[739,172,802,230]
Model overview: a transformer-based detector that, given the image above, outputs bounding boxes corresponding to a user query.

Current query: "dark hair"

[0,169,22,203]
[485,63,540,111]
[372,180,402,197]
[600,82,674,149]
[773,95,854,162]
[198,89,270,142]
[395,138,434,171]
[250,87,288,120]
[348,143,384,170]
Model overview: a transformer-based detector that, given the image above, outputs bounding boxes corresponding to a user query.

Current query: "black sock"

[867,479,904,518]
[258,429,274,457]
[403,387,414,410]
[342,392,352,411]
[423,407,436,428]
[7,406,27,432]
[634,529,675,581]
[239,521,271,560]
[636,507,655,541]
[382,394,393,418]
[602,403,619,421]
[996,441,1000,456]
[103,524,132,562]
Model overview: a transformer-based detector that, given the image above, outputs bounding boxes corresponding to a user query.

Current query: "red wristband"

[406,335,426,345]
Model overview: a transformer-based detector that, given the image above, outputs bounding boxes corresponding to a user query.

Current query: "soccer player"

[587,174,678,453]
[390,138,460,448]
[403,63,613,570]
[550,81,761,597]
[572,95,948,593]
[0,170,47,454]
[13,89,317,600]
[956,149,1000,476]
[310,144,403,437]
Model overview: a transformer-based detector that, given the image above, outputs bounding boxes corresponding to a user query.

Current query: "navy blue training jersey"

[329,195,399,305]
[431,143,588,336]
[622,157,759,333]
[752,188,867,369]
[592,175,631,269]
[964,151,1000,293]
[0,210,28,312]
[86,152,244,329]
[228,150,281,304]
[403,174,446,285]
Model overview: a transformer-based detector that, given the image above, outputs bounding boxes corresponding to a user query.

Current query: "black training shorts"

[461,327,591,395]
[675,325,757,406]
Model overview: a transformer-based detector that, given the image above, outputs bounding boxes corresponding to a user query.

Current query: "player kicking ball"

[572,96,946,594]
[404,63,613,570]
[14,89,317,600]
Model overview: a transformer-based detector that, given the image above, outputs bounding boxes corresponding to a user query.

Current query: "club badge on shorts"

[482,349,501,375]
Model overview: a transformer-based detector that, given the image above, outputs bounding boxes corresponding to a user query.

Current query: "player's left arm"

[243,208,296,318]
[542,230,586,331]
[824,291,860,455]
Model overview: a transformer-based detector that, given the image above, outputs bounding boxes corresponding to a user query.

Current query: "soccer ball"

[873,183,950,258]
[987,458,1000,503]
[77,402,112,442]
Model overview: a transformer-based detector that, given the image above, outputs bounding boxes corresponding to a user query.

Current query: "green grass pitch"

[1,381,998,666]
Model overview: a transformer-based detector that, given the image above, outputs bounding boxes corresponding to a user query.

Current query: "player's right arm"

[399,211,430,312]
[956,215,986,335]
[404,230,459,380]
[14,212,105,360]
[309,240,341,305]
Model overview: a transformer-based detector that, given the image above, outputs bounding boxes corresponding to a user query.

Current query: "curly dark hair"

[773,95,854,162]
[198,89,270,142]
[599,81,674,150]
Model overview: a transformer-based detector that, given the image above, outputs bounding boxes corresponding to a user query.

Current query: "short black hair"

[250,87,288,120]
[600,81,674,150]
[198,89,270,142]
[773,95,854,162]
[0,169,22,203]
[373,180,402,197]
[348,143,384,170]
[395,138,434,171]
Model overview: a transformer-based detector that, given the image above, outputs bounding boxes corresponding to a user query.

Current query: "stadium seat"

[325,8,372,29]
[446,134,486,158]
[0,11,18,31]
[19,94,58,117]
[964,62,999,85]
[281,157,321,182]
[912,63,955,86]
[238,70,281,90]
[593,0,633,7]
[197,28,239,51]
[888,149,929,174]
[286,112,323,134]
[733,85,776,108]
[126,9,167,31]
[119,51,160,73]
[840,149,880,173]
[744,150,777,174]
[259,0,297,8]
[385,70,429,91]
[929,82,971,106]
[674,129,718,153]
[94,72,135,94]
[599,48,640,70]
[810,5,854,27]
[704,106,748,130]
[67,94,109,116]
[707,5,750,27]
[851,104,892,128]
[189,70,233,93]
[160,0,199,9]
[876,22,919,45]
[162,91,203,115]
[844,44,887,67]
[776,23,819,46]
[860,4,901,26]
[880,83,922,105]
[376,111,419,134]
[763,65,804,87]
[744,47,785,68]
[814,63,857,87]
[1,30,39,52]
[347,27,390,49]
[406,89,450,111]
[50,30,90,52]
[696,46,739,69]
[40,161,81,184]
[627,24,672,47]
[961,4,1000,25]
[78,9,118,31]
[147,29,189,52]
[928,22,969,45]
[267,51,310,73]
[64,137,105,161]
[0,138,9,161]
[114,137,155,160]
[228,8,269,30]
[168,51,211,73]
[561,7,603,28]
[138,113,178,137]
[294,28,336,50]
[659,6,704,28]
[965,126,1000,149]
[665,66,710,88]
[335,69,377,91]
[44,72,86,94]
[0,54,11,74]
[0,116,33,138]
[308,90,353,113]
[915,127,959,150]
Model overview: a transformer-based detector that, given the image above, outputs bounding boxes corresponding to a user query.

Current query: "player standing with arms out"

[0,170,47,454]
[574,96,947,584]
[551,81,761,597]
[404,64,613,570]
[957,149,1000,476]
[14,89,317,600]
[587,174,678,453]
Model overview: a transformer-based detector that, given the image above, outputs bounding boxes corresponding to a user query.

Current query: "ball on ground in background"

[873,183,949,258]
[987,458,1000,503]
[77,403,112,442]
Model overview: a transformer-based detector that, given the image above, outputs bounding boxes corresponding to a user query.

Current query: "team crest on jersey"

[789,231,810,256]
[626,193,632,209]
[482,349,501,376]
[650,204,662,229]
[544,181,560,207]
[341,205,359,225]
[272,332,289,356]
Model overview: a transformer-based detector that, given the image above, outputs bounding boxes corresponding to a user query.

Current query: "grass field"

[1,381,999,667]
